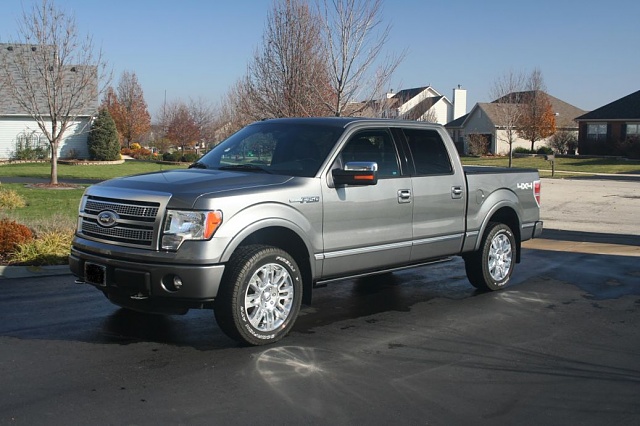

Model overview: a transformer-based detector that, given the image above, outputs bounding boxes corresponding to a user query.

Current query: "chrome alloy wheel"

[488,232,513,282]
[244,263,295,332]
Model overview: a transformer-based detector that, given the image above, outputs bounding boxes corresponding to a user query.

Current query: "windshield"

[196,122,342,177]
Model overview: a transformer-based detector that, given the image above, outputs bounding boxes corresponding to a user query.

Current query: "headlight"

[161,210,223,250]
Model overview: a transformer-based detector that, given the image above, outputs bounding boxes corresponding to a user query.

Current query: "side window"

[339,130,400,178]
[402,128,453,175]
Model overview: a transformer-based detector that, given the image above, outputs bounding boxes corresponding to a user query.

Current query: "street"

[0,178,639,425]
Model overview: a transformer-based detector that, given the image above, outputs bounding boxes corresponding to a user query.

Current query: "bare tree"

[0,0,108,184]
[518,69,556,152]
[214,79,254,143]
[242,0,332,120]
[489,70,526,167]
[187,97,217,148]
[317,0,405,116]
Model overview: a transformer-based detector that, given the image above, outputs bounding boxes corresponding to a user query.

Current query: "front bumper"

[69,246,226,312]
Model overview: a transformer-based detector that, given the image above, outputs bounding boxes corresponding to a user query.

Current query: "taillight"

[534,180,541,207]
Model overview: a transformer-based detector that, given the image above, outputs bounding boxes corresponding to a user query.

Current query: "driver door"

[320,129,413,279]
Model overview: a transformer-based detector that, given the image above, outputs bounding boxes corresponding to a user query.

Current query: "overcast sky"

[2,0,639,120]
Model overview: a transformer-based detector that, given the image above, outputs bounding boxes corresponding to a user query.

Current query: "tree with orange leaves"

[517,91,556,152]
[102,71,150,148]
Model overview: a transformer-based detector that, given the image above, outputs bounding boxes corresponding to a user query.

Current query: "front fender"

[216,202,319,266]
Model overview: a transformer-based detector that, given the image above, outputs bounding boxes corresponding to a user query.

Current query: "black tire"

[464,222,516,291]
[214,245,302,346]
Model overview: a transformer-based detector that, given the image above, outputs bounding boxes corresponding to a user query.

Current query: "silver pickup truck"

[70,117,543,345]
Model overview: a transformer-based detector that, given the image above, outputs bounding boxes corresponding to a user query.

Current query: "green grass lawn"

[0,161,186,231]
[0,183,84,229]
[0,160,186,181]
[461,156,640,175]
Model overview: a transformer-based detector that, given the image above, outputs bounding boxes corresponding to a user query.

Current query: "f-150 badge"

[289,196,320,204]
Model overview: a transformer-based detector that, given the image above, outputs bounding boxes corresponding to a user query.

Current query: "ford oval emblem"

[97,210,119,228]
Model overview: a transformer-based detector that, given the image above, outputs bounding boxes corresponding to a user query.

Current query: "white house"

[0,43,96,160]
[348,85,467,126]
[383,85,467,125]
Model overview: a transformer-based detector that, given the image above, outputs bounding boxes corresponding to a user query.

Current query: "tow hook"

[130,293,149,300]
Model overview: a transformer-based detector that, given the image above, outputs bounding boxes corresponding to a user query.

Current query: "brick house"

[575,90,640,157]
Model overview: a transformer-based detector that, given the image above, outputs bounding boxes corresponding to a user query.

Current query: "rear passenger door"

[398,127,467,261]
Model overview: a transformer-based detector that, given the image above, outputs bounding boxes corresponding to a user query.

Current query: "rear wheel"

[214,245,302,345]
[464,222,516,291]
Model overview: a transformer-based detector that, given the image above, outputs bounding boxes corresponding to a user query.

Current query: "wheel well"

[237,227,313,304]
[488,207,522,263]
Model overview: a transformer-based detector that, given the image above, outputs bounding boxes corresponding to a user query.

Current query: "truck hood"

[90,169,294,208]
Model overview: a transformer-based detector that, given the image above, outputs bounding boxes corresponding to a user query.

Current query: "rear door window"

[401,128,453,175]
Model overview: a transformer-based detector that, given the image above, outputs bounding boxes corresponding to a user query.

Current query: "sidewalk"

[538,169,640,180]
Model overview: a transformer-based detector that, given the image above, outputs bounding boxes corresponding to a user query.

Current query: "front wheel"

[214,245,302,345]
[464,222,516,291]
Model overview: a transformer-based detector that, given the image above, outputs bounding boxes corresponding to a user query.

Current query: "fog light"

[162,274,183,292]
[173,276,183,290]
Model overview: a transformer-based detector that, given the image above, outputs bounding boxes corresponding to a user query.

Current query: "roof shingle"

[575,90,640,121]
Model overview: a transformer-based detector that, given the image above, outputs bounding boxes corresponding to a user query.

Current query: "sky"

[1,0,639,121]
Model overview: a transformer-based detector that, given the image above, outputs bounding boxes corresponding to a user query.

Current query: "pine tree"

[87,109,121,161]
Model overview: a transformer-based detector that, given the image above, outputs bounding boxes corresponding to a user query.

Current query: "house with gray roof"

[574,90,640,157]
[446,91,586,155]
[0,43,97,160]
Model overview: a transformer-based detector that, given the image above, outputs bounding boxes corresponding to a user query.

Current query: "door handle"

[451,186,463,199]
[398,189,411,204]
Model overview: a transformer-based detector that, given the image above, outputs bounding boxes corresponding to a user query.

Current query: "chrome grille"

[85,200,158,219]
[79,195,161,248]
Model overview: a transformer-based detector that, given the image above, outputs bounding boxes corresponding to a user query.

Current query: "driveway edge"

[0,265,70,280]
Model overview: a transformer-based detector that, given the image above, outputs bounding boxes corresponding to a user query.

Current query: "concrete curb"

[0,264,70,280]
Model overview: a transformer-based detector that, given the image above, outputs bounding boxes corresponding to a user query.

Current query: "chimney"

[453,85,467,120]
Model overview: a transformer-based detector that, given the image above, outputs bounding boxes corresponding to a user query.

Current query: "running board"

[314,257,452,287]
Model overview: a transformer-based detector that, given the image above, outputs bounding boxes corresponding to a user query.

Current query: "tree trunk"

[508,145,513,168]
[530,140,535,152]
[50,141,59,185]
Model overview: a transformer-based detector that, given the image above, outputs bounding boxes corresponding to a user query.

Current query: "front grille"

[79,195,161,248]
[85,199,158,219]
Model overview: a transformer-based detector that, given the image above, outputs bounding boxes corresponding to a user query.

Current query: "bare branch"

[318,0,406,116]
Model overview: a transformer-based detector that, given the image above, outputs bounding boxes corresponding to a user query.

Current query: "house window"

[587,123,607,141]
[627,123,640,136]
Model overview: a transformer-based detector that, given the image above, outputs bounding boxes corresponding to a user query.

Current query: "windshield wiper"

[188,161,208,169]
[218,164,271,174]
